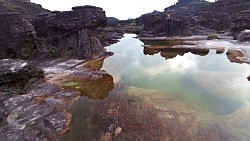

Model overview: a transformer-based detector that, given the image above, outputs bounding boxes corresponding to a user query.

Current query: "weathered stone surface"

[0,82,80,141]
[0,4,118,60]
[46,6,106,31]
[0,59,44,90]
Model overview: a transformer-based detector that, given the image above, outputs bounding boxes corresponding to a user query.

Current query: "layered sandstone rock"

[34,6,107,59]
[0,5,109,60]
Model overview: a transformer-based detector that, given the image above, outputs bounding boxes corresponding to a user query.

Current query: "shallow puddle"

[63,34,250,141]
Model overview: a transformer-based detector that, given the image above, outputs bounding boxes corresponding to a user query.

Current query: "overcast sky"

[31,0,215,20]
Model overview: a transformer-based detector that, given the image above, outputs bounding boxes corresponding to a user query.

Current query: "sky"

[31,0,215,20]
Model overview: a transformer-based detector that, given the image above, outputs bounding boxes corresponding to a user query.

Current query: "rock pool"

[63,34,250,141]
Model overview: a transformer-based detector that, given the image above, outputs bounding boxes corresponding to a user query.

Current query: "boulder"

[33,6,108,59]
[238,30,250,42]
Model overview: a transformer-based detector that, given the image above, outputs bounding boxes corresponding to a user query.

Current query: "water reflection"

[63,34,250,141]
[102,34,250,115]
[144,47,210,60]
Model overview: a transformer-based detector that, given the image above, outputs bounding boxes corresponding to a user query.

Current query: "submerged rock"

[226,49,248,64]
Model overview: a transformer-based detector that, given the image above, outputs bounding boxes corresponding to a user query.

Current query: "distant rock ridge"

[137,0,250,38]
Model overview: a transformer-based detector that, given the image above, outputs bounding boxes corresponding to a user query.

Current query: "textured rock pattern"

[46,6,106,31]
[0,59,43,87]
[34,6,107,59]
[0,5,109,60]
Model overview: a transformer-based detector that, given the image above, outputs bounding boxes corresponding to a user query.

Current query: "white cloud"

[31,0,216,20]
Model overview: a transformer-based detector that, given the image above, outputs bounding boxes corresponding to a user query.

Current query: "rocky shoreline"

[0,56,116,140]
[0,0,250,140]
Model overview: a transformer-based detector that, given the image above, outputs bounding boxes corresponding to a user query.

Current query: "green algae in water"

[64,82,81,87]
[62,74,114,100]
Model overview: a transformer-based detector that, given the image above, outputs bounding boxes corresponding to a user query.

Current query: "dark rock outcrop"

[0,5,111,60]
[0,59,44,104]
[231,10,250,39]
[33,6,107,59]
[0,59,44,88]
[138,0,250,37]
[0,13,37,59]
[138,10,231,37]
[238,30,250,42]
[107,17,120,27]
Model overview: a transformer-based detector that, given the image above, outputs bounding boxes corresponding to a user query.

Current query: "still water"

[64,34,250,141]
[103,34,250,115]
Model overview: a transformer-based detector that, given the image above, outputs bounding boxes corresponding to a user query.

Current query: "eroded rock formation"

[33,5,108,59]
[0,5,114,60]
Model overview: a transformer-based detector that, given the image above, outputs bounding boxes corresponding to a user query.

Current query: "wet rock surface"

[0,81,80,140]
[63,83,240,141]
[0,59,88,140]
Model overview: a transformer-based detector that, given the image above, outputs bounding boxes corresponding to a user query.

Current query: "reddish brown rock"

[226,49,248,64]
